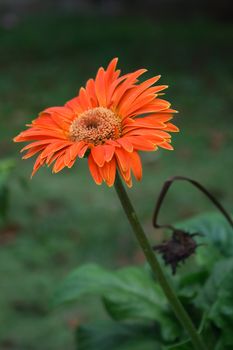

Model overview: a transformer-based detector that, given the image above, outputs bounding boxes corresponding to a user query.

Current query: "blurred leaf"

[102,266,167,320]
[0,158,16,222]
[164,313,218,350]
[54,263,182,341]
[177,212,233,265]
[0,158,15,185]
[0,185,9,221]
[120,340,160,350]
[76,321,160,350]
[53,264,118,305]
[215,341,233,350]
[54,264,167,320]
[195,259,233,308]
[177,270,208,299]
[174,212,233,311]
[196,258,233,346]
[17,175,30,190]
[164,339,191,350]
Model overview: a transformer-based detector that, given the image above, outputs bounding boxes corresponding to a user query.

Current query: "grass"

[0,13,232,349]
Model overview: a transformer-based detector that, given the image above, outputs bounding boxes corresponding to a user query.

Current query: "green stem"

[114,172,206,350]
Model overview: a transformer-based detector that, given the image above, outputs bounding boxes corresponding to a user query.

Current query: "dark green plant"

[54,212,233,350]
[0,158,16,223]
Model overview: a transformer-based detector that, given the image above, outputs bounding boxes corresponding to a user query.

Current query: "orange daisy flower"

[14,58,178,187]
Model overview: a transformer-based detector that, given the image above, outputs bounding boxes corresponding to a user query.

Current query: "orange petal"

[43,107,74,131]
[141,114,174,123]
[118,76,161,114]
[159,141,174,150]
[53,154,66,173]
[64,147,72,166]
[19,139,56,151]
[107,157,117,186]
[123,94,157,118]
[117,164,132,187]
[31,155,46,177]
[78,87,92,110]
[129,152,142,181]
[22,145,45,159]
[95,67,107,106]
[126,129,170,141]
[105,139,121,147]
[103,145,115,162]
[65,97,84,114]
[67,158,76,169]
[127,136,156,151]
[78,144,89,158]
[91,145,105,167]
[117,138,133,152]
[85,79,98,107]
[127,99,171,117]
[105,58,119,84]
[64,143,84,166]
[115,147,130,172]
[46,148,66,165]
[40,141,72,159]
[125,177,133,188]
[43,106,74,122]
[14,129,67,141]
[122,117,166,132]
[124,128,162,138]
[69,141,86,160]
[88,154,103,185]
[165,122,180,132]
[99,157,116,187]
[111,69,147,107]
[106,74,127,105]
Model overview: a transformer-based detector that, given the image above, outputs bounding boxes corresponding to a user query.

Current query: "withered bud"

[153,230,201,274]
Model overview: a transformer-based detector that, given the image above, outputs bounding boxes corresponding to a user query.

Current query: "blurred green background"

[0,1,232,349]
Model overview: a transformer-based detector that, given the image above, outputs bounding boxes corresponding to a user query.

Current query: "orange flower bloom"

[14,58,178,187]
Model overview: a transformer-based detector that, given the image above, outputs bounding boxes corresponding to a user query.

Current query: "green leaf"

[165,335,226,350]
[102,266,167,321]
[76,321,161,350]
[195,259,233,309]
[120,340,160,350]
[54,264,167,321]
[164,314,218,350]
[196,258,233,346]
[177,270,208,299]
[177,212,233,265]
[164,339,192,350]
[54,263,182,342]
[53,264,119,305]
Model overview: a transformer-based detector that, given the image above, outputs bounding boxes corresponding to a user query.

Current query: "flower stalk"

[114,171,206,350]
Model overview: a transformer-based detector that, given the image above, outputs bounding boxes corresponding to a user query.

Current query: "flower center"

[69,107,122,145]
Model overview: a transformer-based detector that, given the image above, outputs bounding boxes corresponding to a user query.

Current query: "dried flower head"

[14,58,178,187]
[153,230,200,274]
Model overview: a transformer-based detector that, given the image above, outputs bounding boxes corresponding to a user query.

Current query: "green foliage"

[54,212,233,350]
[196,258,233,347]
[178,212,233,259]
[54,264,182,343]
[175,213,233,301]
[165,340,192,350]
[54,264,167,322]
[76,321,160,350]
[1,13,232,350]
[0,158,15,222]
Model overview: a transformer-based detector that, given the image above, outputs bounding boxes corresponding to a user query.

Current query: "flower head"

[14,58,178,187]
